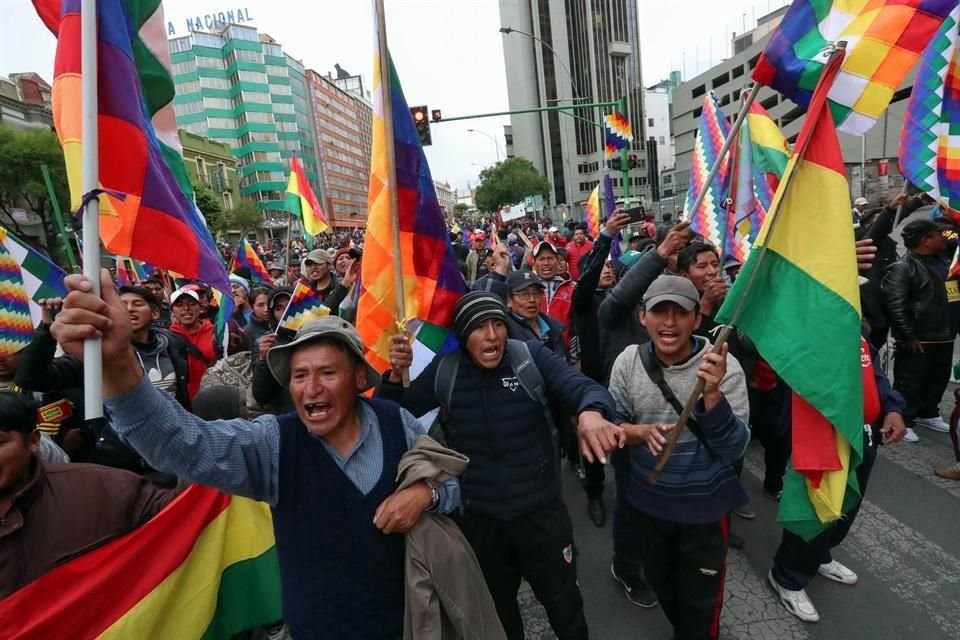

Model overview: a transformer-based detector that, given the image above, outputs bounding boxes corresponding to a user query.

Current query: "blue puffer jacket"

[377,340,615,520]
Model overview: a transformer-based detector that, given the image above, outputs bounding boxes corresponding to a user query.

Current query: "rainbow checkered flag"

[277,281,331,335]
[0,226,67,356]
[899,4,960,221]
[684,91,732,247]
[753,0,954,135]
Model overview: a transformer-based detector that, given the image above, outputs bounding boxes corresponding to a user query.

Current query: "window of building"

[168,37,193,54]
[204,96,232,110]
[194,32,225,48]
[271,84,292,96]
[732,65,744,79]
[196,55,226,70]
[172,60,195,75]
[227,26,258,42]
[711,72,729,89]
[208,117,237,129]
[263,43,283,58]
[200,76,230,90]
[273,102,295,114]
[173,100,204,116]
[647,117,655,127]
[242,111,274,125]
[239,70,267,84]
[692,84,705,99]
[176,79,200,94]
[659,136,665,144]
[223,192,233,209]
[196,157,208,183]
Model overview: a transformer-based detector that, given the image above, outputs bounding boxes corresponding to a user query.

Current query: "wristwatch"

[428,485,440,512]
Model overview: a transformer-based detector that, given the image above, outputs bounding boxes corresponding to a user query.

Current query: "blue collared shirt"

[104,376,459,511]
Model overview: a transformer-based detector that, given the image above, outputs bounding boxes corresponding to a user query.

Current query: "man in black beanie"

[378,291,623,640]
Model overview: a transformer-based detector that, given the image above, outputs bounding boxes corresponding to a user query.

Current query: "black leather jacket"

[881,252,951,342]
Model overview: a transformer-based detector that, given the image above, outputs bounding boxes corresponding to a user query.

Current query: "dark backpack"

[432,339,555,447]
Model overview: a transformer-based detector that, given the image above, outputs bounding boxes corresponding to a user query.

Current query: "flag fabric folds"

[604,112,633,159]
[0,226,68,357]
[724,98,790,262]
[34,0,228,292]
[899,4,960,221]
[583,185,601,240]
[753,0,955,135]
[277,280,331,334]
[684,92,732,248]
[231,238,272,284]
[357,7,465,378]
[284,155,328,245]
[716,49,864,541]
[0,484,281,639]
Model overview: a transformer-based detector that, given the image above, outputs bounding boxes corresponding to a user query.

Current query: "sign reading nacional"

[167,7,254,36]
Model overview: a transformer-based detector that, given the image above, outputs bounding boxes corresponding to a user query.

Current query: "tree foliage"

[0,125,70,257]
[453,202,470,216]
[219,200,263,236]
[474,157,550,213]
[193,182,224,233]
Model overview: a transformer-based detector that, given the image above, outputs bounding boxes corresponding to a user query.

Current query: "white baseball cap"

[170,287,200,305]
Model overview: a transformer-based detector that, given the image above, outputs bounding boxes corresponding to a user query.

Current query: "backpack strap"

[506,339,556,432]
[182,339,216,367]
[432,351,461,446]
[636,342,717,460]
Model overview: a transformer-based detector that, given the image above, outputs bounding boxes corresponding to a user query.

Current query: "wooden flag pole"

[650,46,847,484]
[375,0,409,387]
[80,0,103,421]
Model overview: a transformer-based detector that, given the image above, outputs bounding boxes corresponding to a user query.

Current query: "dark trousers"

[459,500,588,640]
[748,384,791,493]
[950,388,960,462]
[611,447,644,580]
[632,506,729,640]
[893,341,953,423]
[583,459,605,499]
[772,430,878,590]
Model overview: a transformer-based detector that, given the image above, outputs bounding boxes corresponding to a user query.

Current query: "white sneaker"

[768,570,820,623]
[903,427,919,443]
[817,560,858,585]
[914,416,950,433]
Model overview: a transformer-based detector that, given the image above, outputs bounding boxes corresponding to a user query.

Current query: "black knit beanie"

[452,291,508,344]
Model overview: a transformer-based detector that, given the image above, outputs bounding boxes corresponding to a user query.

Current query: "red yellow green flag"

[284,155,328,242]
[716,48,864,541]
[0,484,281,638]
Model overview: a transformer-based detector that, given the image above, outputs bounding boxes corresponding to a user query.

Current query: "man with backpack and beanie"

[379,290,623,640]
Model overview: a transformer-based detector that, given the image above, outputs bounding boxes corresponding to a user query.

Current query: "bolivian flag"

[284,154,329,244]
[717,48,863,541]
[1,485,281,638]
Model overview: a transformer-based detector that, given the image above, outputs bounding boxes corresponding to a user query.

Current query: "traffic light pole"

[430,101,619,124]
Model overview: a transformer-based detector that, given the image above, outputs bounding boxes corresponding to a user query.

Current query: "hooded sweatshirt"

[170,320,217,400]
[133,330,177,398]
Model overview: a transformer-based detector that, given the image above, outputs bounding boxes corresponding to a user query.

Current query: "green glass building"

[168,24,321,216]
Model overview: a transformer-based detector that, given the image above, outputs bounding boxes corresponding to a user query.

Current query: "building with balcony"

[434,180,456,216]
[167,24,320,214]
[306,67,372,228]
[498,0,648,215]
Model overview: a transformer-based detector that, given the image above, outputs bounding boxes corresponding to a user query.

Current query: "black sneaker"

[728,532,745,550]
[610,564,658,608]
[763,487,783,501]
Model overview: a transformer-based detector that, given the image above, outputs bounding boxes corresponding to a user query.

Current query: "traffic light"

[431,108,442,122]
[410,105,432,146]
[628,154,639,169]
[608,157,622,171]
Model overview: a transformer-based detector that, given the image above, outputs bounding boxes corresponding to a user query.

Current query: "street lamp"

[466,128,504,162]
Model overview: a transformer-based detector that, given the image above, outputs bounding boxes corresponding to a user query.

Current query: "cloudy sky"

[0,0,789,192]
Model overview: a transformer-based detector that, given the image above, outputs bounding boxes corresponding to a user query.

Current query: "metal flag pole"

[650,47,847,484]
[374,0,409,387]
[684,84,759,223]
[81,0,103,421]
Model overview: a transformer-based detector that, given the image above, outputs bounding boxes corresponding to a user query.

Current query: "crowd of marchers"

[9,192,960,640]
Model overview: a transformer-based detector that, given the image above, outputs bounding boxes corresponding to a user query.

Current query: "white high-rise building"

[498,0,647,215]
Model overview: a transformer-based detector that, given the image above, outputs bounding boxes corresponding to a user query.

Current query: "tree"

[193,182,224,234]
[474,157,550,213]
[220,200,263,236]
[453,202,470,216]
[0,125,70,258]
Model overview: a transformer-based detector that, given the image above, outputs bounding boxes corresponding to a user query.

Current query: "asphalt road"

[518,386,960,640]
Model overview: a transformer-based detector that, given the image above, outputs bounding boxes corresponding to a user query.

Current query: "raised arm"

[51,270,280,504]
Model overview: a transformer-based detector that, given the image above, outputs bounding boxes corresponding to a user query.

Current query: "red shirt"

[170,320,217,400]
[565,240,594,281]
